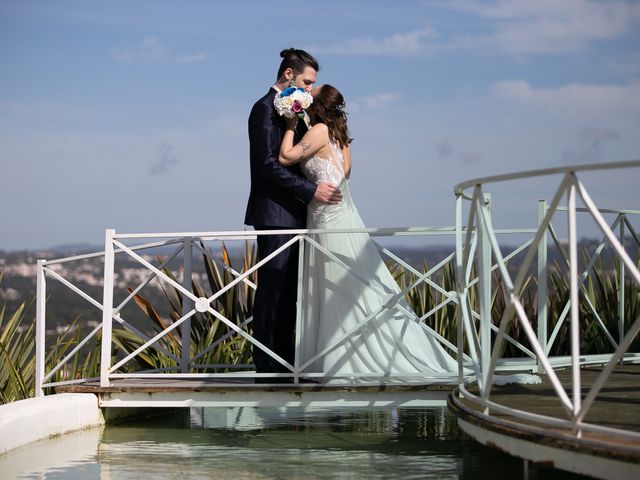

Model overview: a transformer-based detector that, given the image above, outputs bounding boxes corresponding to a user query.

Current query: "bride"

[279,84,458,382]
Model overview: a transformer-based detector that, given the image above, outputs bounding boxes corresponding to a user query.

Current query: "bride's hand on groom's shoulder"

[314,183,342,205]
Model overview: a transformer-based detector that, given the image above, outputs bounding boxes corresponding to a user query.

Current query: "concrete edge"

[0,393,105,456]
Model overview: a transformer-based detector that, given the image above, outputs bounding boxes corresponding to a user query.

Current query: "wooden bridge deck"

[448,364,640,479]
[55,377,458,409]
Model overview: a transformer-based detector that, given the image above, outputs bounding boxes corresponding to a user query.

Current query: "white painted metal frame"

[36,226,474,392]
[35,223,553,394]
[34,237,187,396]
[454,159,640,438]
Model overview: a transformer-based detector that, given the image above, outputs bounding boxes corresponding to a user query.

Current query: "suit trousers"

[252,227,300,374]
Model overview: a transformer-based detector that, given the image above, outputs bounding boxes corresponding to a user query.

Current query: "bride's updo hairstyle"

[308,84,351,150]
[277,48,319,79]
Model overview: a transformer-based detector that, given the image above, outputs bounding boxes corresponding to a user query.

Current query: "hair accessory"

[335,103,346,113]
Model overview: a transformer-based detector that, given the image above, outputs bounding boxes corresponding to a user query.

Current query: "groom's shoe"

[298,378,319,384]
[254,377,293,384]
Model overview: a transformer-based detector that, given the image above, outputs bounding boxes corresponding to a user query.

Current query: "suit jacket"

[244,88,317,228]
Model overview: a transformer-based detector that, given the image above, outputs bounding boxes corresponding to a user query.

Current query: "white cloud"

[112,36,207,64]
[449,0,640,54]
[362,92,403,109]
[348,92,403,113]
[176,52,208,64]
[492,79,640,112]
[309,27,437,56]
[309,1,640,59]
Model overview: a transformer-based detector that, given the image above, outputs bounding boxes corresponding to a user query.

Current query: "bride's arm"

[279,119,328,166]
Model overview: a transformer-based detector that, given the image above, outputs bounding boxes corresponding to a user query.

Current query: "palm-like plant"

[0,272,102,403]
[0,293,33,403]
[116,241,256,373]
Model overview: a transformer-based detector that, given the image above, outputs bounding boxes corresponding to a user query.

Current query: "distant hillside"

[1,238,637,332]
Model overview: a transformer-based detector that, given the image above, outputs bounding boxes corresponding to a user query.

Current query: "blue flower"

[281,87,297,97]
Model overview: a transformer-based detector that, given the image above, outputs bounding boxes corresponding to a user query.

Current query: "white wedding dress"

[298,141,459,382]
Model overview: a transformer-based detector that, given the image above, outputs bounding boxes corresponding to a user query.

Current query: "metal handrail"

[35,219,612,393]
[454,160,640,440]
[453,159,640,195]
[36,225,482,392]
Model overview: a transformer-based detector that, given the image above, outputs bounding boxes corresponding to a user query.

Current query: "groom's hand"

[314,183,342,204]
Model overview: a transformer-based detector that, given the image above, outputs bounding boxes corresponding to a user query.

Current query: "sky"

[1,0,639,251]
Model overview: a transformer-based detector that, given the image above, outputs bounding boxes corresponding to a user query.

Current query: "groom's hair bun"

[277,48,319,79]
[280,48,296,58]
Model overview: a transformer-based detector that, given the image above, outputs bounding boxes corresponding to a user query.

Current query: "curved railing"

[453,159,640,437]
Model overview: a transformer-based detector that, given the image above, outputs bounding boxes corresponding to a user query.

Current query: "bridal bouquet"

[274,87,313,119]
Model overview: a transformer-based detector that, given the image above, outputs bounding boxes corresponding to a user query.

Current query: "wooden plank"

[472,365,640,433]
[55,378,456,394]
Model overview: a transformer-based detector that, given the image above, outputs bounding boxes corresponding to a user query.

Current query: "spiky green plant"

[0,272,102,403]
[391,246,639,360]
[118,241,256,372]
[392,260,460,344]
[0,295,34,403]
[45,320,102,385]
[545,251,640,356]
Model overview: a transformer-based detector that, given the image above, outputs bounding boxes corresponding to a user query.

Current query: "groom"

[245,48,341,380]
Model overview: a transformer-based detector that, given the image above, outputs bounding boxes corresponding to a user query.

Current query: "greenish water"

[2,407,588,479]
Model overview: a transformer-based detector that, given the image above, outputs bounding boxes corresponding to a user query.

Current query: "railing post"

[294,236,306,384]
[181,237,193,373]
[618,216,626,364]
[478,192,492,394]
[100,229,116,387]
[567,181,581,423]
[537,200,548,374]
[35,259,46,397]
[455,194,465,388]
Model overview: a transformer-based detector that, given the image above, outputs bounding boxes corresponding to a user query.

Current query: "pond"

[2,407,589,479]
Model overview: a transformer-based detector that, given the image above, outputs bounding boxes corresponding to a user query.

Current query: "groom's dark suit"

[245,87,316,375]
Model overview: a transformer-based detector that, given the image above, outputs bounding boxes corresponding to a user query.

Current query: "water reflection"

[1,407,587,479]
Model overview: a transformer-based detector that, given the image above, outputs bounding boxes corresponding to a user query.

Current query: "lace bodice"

[301,141,346,186]
[301,141,354,226]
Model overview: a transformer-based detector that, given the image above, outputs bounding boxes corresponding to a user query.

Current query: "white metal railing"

[34,220,550,393]
[454,159,640,438]
[36,226,483,392]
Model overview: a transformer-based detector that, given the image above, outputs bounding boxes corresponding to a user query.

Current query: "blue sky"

[1,0,639,250]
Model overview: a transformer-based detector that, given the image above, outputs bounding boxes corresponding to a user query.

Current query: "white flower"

[273,87,313,118]
[289,90,312,109]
